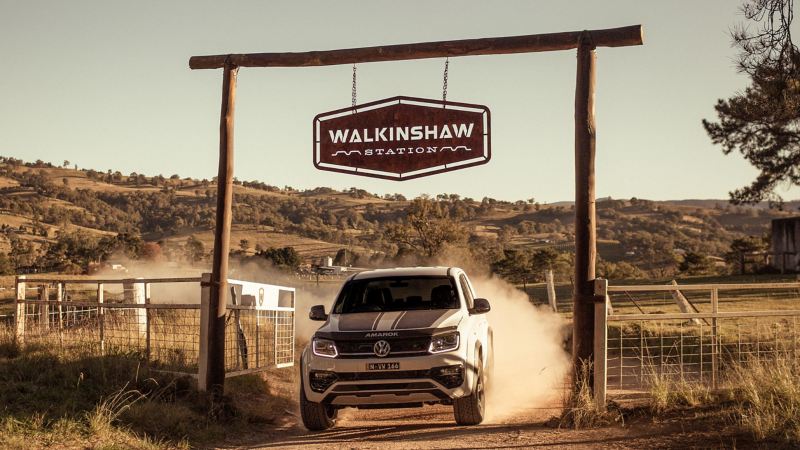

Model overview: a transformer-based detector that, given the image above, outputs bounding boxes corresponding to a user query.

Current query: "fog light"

[432,365,464,389]
[309,370,337,393]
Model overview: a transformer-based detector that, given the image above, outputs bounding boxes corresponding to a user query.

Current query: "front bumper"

[302,350,473,406]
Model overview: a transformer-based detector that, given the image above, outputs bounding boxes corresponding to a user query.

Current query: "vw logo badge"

[373,340,391,358]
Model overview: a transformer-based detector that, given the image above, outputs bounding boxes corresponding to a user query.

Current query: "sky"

[0,0,795,203]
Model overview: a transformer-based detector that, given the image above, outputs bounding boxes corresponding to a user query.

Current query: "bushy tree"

[258,246,300,271]
[184,236,205,263]
[679,252,717,275]
[385,198,467,258]
[491,249,532,288]
[703,0,800,205]
[0,253,14,275]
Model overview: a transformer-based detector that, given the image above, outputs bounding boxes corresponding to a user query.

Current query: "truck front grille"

[336,337,430,358]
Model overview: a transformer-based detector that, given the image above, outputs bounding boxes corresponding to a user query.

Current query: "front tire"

[453,355,486,425]
[300,375,337,431]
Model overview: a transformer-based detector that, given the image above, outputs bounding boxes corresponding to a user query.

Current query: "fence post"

[123,278,147,338]
[198,273,211,391]
[97,283,105,354]
[593,278,608,410]
[545,269,558,313]
[39,284,50,331]
[56,282,64,347]
[711,287,719,389]
[56,282,64,331]
[145,283,151,361]
[14,275,26,346]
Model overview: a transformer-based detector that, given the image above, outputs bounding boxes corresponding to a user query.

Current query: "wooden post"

[39,284,50,331]
[207,60,238,397]
[545,269,558,312]
[198,273,211,391]
[593,278,608,410]
[124,278,147,338]
[669,280,703,325]
[97,283,105,354]
[739,252,746,275]
[711,287,719,389]
[145,283,151,361]
[56,282,64,331]
[56,282,64,347]
[572,34,597,390]
[14,276,26,345]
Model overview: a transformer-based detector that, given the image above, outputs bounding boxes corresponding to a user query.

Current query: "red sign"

[313,96,490,181]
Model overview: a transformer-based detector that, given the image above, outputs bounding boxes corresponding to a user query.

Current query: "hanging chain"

[442,57,449,103]
[351,64,357,107]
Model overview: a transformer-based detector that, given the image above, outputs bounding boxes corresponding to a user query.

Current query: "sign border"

[313,96,491,181]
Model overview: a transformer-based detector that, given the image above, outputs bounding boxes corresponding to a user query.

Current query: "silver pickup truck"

[300,267,493,430]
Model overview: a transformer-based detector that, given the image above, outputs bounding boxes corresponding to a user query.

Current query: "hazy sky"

[1,1,794,202]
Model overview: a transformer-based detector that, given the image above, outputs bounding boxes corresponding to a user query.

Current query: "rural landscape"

[3,0,800,449]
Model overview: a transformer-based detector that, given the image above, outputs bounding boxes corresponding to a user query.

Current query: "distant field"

[162,224,372,260]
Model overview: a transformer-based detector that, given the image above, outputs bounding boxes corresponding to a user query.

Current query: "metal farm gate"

[593,281,800,405]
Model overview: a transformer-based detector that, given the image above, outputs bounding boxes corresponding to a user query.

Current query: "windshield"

[332,276,460,314]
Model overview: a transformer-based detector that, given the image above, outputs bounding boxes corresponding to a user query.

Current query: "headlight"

[429,331,459,353]
[312,337,338,358]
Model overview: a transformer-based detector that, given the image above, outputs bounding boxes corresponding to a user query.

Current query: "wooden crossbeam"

[189,25,643,69]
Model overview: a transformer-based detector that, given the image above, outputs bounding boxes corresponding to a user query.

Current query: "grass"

[727,357,800,444]
[0,325,295,449]
[559,361,623,429]
[639,355,800,447]
[646,367,713,414]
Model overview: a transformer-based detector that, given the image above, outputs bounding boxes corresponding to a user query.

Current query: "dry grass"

[0,323,294,449]
[638,355,800,446]
[647,368,713,414]
[559,361,623,429]
[727,357,800,445]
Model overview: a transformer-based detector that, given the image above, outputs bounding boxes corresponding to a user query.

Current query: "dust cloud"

[471,276,570,423]
[92,258,204,303]
[100,256,569,423]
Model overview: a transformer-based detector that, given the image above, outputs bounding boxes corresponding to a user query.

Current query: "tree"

[679,251,716,275]
[184,236,205,262]
[726,236,766,273]
[139,242,162,261]
[491,249,532,288]
[385,198,467,258]
[703,0,800,205]
[0,252,14,275]
[258,246,301,271]
[530,248,559,275]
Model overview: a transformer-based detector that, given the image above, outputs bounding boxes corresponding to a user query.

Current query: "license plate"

[367,362,400,371]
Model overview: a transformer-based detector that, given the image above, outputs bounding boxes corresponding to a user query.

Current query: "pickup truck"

[300,266,493,430]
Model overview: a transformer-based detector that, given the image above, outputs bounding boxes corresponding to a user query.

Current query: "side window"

[459,274,475,309]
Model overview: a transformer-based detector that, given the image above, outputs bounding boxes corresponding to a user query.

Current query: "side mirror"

[470,298,491,315]
[309,305,328,321]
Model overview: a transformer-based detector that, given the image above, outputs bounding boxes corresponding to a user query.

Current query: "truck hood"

[324,309,462,333]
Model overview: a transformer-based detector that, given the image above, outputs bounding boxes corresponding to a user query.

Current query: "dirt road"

[228,404,749,449]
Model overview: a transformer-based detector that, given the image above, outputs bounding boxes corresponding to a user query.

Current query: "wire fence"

[11,276,296,381]
[603,283,800,392]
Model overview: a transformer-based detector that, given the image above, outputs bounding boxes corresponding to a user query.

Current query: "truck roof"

[350,266,460,280]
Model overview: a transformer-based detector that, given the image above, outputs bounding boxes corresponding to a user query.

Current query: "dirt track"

[227,404,751,450]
